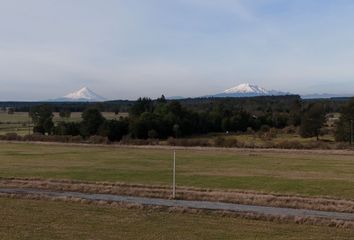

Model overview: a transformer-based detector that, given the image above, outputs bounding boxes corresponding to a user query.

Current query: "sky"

[1,0,354,101]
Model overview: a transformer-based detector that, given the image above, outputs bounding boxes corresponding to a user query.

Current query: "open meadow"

[0,142,354,199]
[1,140,354,239]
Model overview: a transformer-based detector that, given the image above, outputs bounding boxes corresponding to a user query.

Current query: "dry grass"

[2,178,354,214]
[2,196,354,240]
[1,191,354,230]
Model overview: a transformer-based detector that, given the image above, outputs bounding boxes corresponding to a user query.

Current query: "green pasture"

[0,143,353,199]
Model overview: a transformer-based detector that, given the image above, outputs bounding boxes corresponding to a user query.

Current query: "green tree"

[335,98,354,142]
[156,95,167,104]
[29,105,54,135]
[54,122,81,136]
[172,124,180,138]
[80,108,105,137]
[99,119,129,141]
[300,103,325,140]
[148,129,158,139]
[288,99,302,126]
[59,109,71,119]
[129,97,153,117]
[129,112,159,139]
[114,107,120,116]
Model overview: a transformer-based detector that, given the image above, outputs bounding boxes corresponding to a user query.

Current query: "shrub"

[69,136,83,143]
[87,135,110,144]
[120,136,159,145]
[282,126,297,134]
[214,136,226,147]
[258,128,278,141]
[276,140,304,149]
[303,141,332,150]
[167,138,210,147]
[0,133,23,141]
[214,137,239,148]
[246,127,255,134]
[260,125,270,132]
[167,137,177,146]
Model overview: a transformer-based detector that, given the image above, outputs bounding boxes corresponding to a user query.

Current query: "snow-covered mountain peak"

[224,83,268,94]
[54,87,106,102]
[206,83,290,98]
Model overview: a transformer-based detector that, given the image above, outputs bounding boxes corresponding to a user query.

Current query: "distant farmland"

[0,112,128,136]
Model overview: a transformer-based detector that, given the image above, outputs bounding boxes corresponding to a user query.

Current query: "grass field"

[0,197,353,240]
[1,143,354,199]
[0,112,128,135]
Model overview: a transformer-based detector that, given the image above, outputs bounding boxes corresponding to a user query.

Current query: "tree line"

[27,95,354,143]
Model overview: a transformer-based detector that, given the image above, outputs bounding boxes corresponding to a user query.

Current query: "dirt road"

[1,187,354,221]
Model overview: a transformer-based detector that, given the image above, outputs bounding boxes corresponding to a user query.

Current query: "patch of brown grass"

[1,178,354,214]
[1,191,354,229]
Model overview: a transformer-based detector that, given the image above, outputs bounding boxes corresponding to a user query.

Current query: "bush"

[22,134,83,143]
[87,135,110,144]
[68,136,83,143]
[335,142,351,149]
[167,138,210,147]
[258,128,278,141]
[260,125,270,132]
[275,140,304,149]
[246,127,255,134]
[0,133,23,141]
[120,136,159,145]
[303,141,332,150]
[282,126,297,134]
[214,137,239,148]
[214,136,226,147]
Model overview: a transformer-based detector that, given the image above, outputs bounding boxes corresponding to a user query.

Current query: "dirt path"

[2,187,354,221]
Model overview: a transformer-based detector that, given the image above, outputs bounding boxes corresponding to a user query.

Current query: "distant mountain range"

[208,83,290,98]
[51,87,106,102]
[301,93,354,99]
[48,84,353,102]
[201,83,353,99]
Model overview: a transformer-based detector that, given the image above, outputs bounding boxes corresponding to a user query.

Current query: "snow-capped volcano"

[224,83,269,94]
[53,87,106,102]
[211,83,290,98]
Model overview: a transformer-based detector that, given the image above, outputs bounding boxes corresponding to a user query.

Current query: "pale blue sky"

[0,0,354,100]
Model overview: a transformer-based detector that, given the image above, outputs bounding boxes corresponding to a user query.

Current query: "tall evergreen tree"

[29,105,54,135]
[300,103,325,140]
[80,108,105,137]
[335,98,354,142]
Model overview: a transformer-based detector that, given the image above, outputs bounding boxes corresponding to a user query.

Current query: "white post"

[351,120,353,145]
[173,150,176,199]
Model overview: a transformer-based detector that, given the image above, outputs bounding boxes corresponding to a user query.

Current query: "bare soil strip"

[1,187,354,222]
